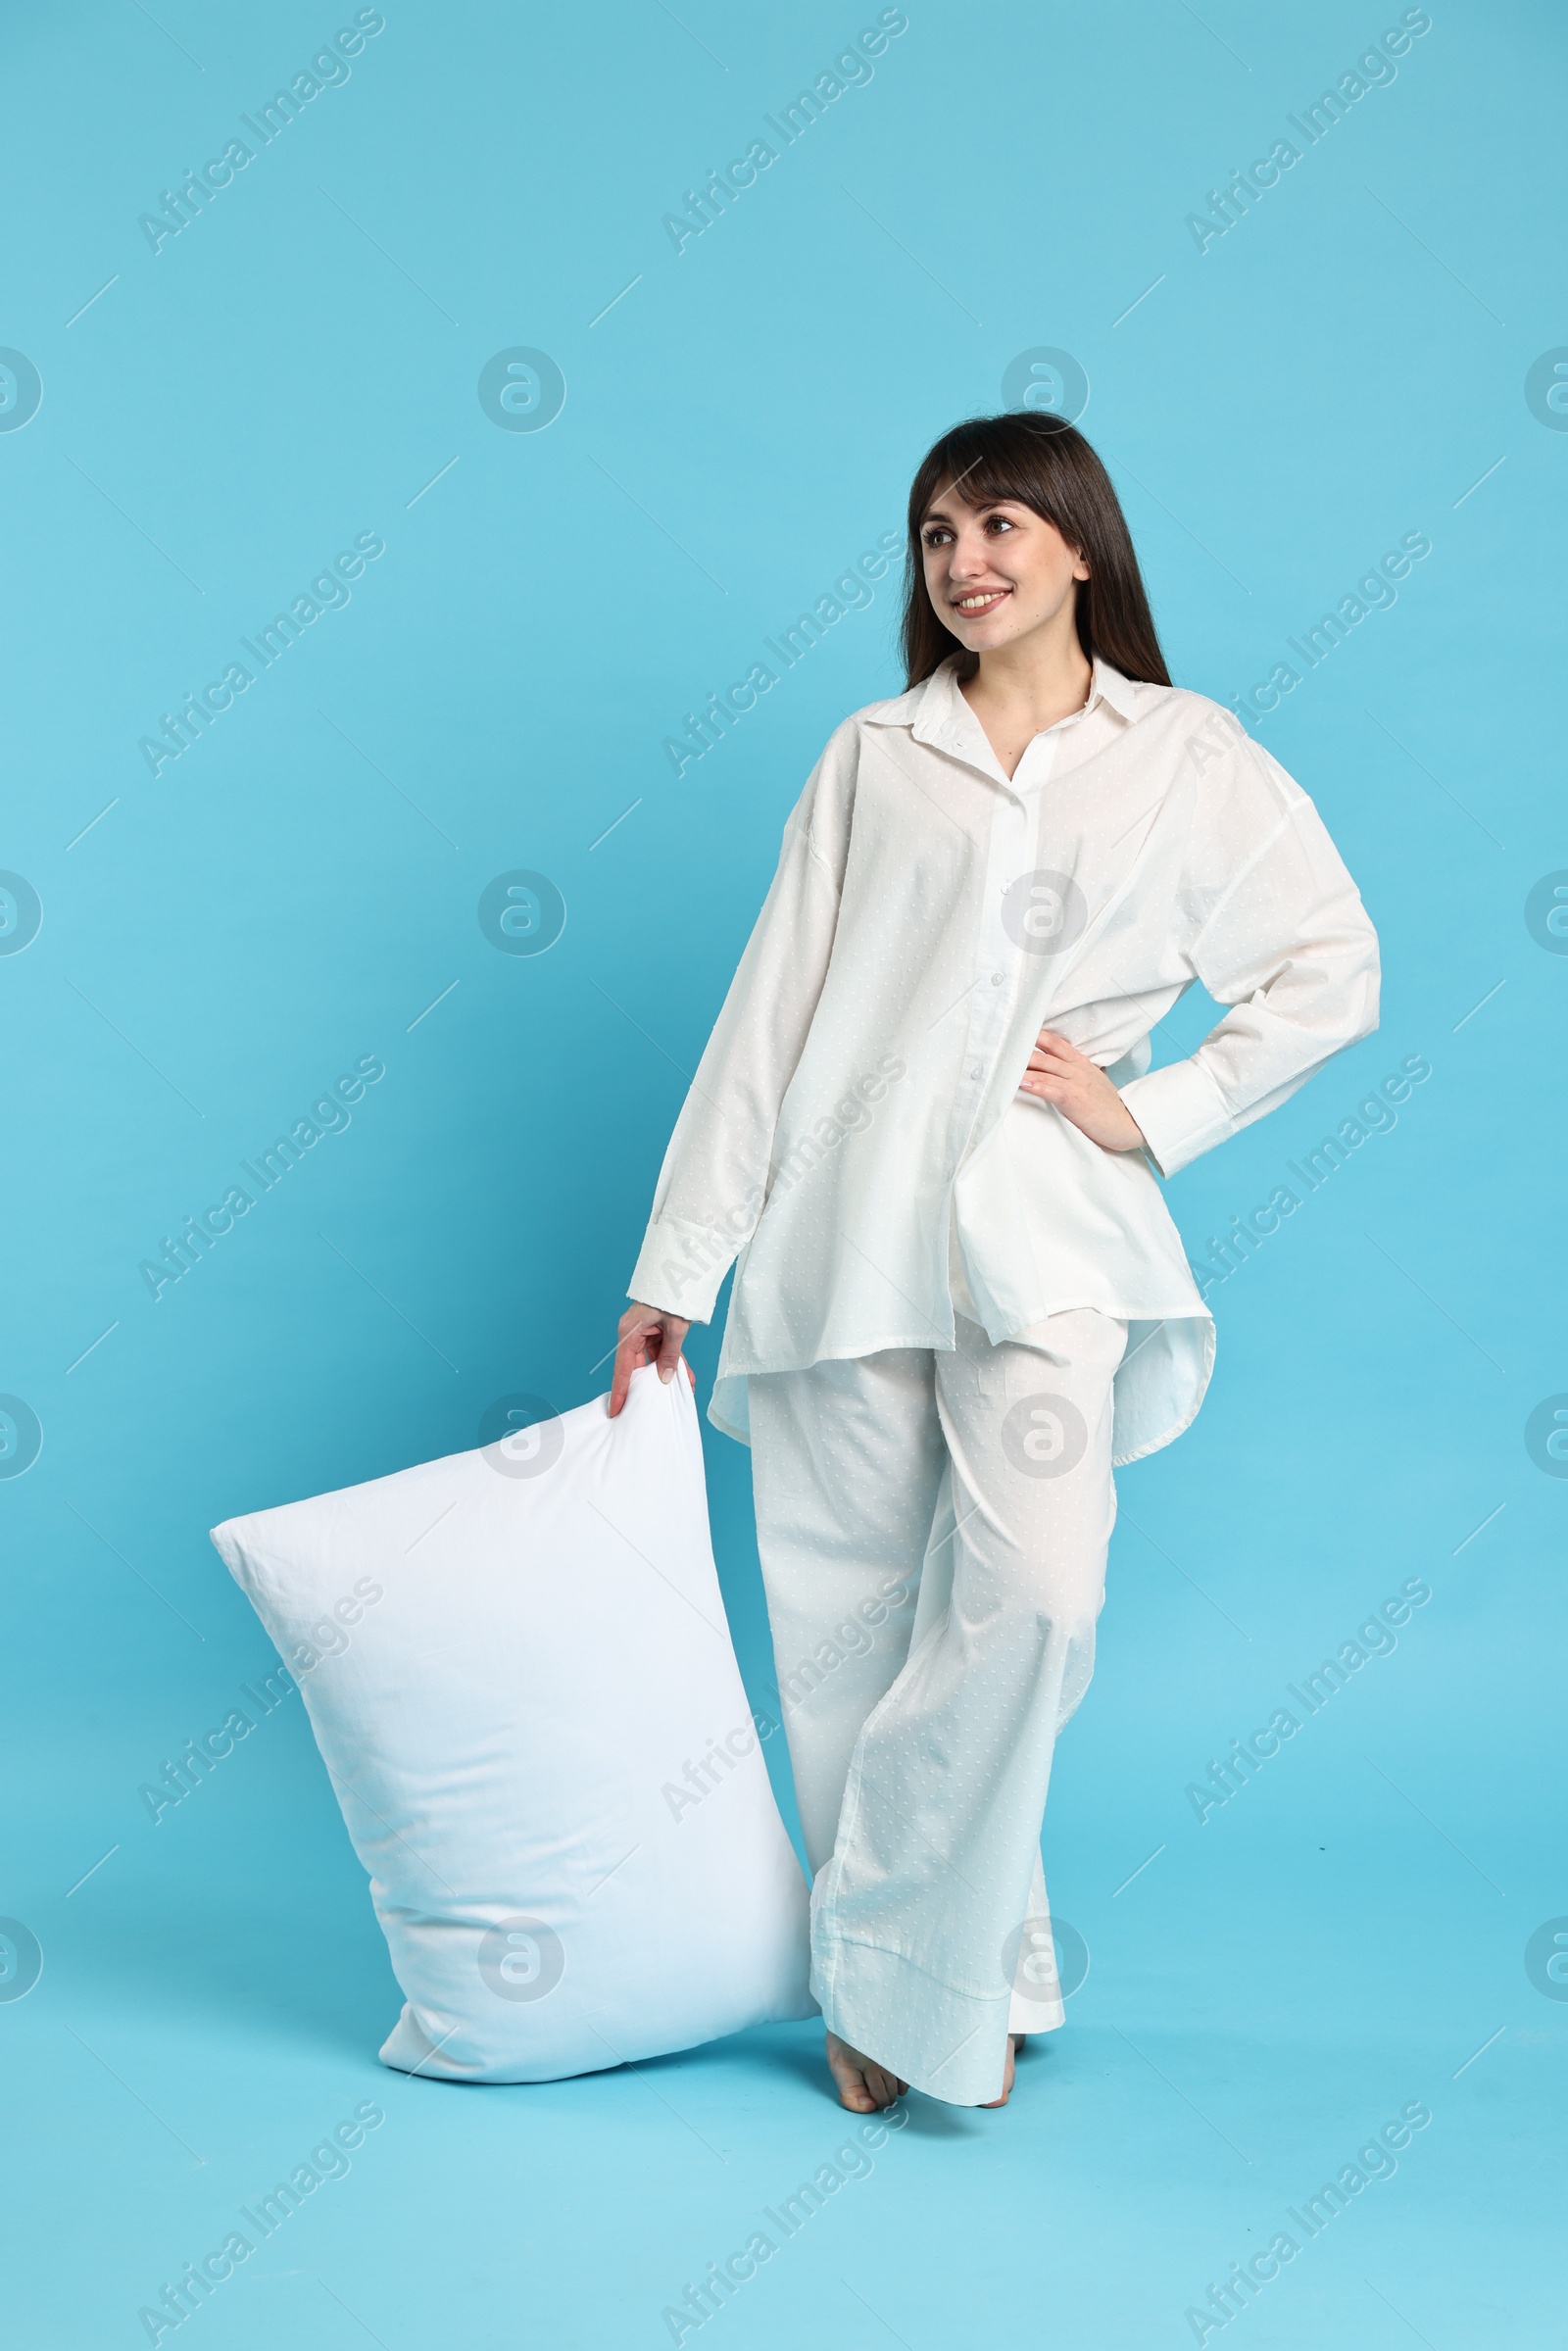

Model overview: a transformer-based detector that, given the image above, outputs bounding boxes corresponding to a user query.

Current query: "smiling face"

[919,485,1090,658]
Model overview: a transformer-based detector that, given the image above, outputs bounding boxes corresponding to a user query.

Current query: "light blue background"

[3,2,1564,2344]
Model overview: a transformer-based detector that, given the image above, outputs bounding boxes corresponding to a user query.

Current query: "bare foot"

[825,2030,907,2112]
[980,2033,1022,2108]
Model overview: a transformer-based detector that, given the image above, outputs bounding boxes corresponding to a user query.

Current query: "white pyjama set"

[628,654,1380,2105]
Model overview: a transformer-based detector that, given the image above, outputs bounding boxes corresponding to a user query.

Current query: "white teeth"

[956,591,1004,610]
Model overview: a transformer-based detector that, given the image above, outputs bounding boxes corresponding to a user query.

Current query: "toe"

[826,2033,908,2113]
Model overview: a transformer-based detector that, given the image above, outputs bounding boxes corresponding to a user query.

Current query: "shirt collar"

[1090,659,1141,720]
[864,652,1142,746]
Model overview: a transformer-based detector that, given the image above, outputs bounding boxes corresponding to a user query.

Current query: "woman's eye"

[986,515,1015,534]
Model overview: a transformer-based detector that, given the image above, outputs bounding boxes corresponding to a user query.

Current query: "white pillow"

[211,1363,812,2082]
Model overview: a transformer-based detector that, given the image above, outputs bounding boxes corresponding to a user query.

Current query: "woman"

[608,411,1379,2114]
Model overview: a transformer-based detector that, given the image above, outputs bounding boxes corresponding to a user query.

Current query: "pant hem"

[812,1935,1013,2107]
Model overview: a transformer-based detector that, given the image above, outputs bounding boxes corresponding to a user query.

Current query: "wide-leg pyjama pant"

[748,1308,1126,2109]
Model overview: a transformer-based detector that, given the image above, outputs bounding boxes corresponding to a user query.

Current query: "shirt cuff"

[1117,1056,1236,1179]
[626,1218,738,1324]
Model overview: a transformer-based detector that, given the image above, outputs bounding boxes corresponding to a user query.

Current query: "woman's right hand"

[608,1301,692,1417]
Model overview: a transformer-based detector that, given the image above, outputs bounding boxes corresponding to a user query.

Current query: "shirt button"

[970,1065,983,1080]
[990,972,1003,986]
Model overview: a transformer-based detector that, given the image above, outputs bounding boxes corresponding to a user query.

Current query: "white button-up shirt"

[628,656,1380,1463]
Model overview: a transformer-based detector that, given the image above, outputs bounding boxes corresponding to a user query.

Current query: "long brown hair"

[900,412,1171,690]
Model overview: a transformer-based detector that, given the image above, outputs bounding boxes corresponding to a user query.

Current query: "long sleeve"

[626,753,847,1321]
[1117,733,1380,1180]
